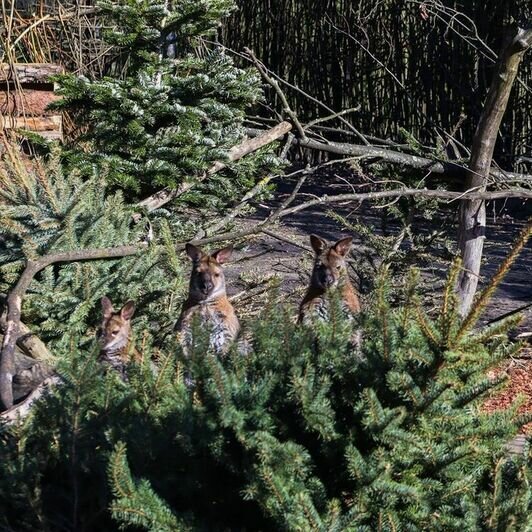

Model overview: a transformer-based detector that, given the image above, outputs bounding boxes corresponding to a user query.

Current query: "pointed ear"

[211,245,233,264]
[333,236,353,257]
[101,296,114,319]
[120,301,136,321]
[310,234,327,255]
[185,243,204,262]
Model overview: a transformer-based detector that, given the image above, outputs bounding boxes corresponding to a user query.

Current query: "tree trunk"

[457,25,532,316]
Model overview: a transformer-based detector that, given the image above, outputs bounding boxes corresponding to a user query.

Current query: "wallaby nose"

[324,274,335,287]
[203,280,214,292]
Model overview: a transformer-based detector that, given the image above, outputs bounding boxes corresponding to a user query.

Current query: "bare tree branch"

[136,121,292,215]
[277,189,532,218]
[243,127,532,183]
[244,48,308,140]
[195,132,295,239]
[0,244,147,409]
[0,312,53,361]
[274,133,532,184]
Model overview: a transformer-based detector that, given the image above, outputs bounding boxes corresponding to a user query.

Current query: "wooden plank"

[0,115,61,131]
[0,63,64,83]
[37,129,63,141]
[0,89,60,116]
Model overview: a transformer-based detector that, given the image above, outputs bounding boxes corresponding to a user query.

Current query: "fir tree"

[52,0,277,199]
[1,259,530,531]
[0,143,187,354]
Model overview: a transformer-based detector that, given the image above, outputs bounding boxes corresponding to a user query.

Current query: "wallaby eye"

[112,330,119,336]
[214,273,220,278]
[336,265,342,270]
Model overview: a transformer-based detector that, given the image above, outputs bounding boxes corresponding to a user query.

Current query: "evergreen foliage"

[0,144,187,354]
[52,0,278,197]
[1,265,529,531]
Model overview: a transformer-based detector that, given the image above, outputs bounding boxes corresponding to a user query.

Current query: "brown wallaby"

[299,234,361,324]
[176,243,240,355]
[98,296,141,379]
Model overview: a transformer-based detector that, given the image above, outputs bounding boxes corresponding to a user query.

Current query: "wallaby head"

[99,296,136,354]
[309,234,353,290]
[185,243,233,303]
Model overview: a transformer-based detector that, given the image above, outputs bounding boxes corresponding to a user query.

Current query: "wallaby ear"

[101,296,114,318]
[185,243,204,262]
[310,234,327,255]
[212,245,233,265]
[333,236,353,257]
[120,301,136,321]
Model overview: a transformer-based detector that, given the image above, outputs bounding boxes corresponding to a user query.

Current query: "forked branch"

[0,244,147,409]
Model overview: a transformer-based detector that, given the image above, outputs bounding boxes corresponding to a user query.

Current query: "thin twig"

[304,106,361,131]
[244,48,307,140]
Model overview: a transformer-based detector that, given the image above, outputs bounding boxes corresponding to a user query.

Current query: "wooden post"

[457,25,532,317]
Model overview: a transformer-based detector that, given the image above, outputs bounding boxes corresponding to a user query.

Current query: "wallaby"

[98,296,140,379]
[176,243,240,355]
[299,234,361,324]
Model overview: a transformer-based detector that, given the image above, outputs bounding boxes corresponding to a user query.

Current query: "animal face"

[309,234,353,290]
[99,296,136,353]
[185,243,233,303]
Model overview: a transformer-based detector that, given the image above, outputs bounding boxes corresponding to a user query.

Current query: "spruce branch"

[0,244,147,409]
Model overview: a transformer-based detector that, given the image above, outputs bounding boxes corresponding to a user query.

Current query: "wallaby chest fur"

[177,296,240,354]
[298,234,361,324]
[176,243,240,355]
[300,282,360,323]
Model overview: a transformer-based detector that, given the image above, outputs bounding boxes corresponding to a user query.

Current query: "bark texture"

[457,26,532,316]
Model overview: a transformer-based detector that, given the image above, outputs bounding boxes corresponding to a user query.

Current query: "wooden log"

[0,375,61,424]
[0,89,60,116]
[0,311,54,362]
[13,352,53,402]
[0,333,53,403]
[0,115,61,131]
[0,63,64,84]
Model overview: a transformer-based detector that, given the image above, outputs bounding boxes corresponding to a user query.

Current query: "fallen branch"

[292,136,532,184]
[243,127,532,184]
[136,121,292,214]
[278,188,532,218]
[0,244,146,409]
[180,188,532,250]
[485,301,532,326]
